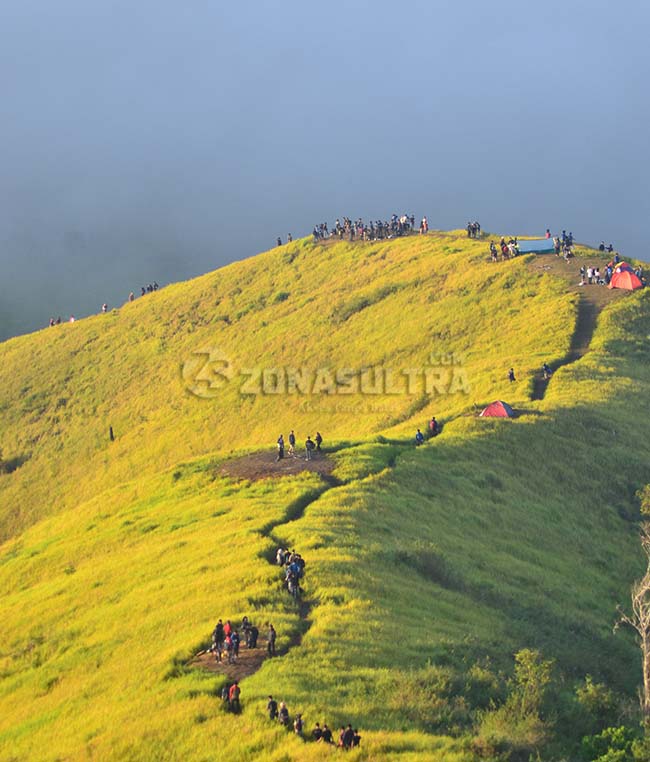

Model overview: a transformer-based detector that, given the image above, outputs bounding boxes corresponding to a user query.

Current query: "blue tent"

[517,238,555,254]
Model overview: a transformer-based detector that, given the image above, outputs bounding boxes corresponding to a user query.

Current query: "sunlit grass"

[1,232,649,759]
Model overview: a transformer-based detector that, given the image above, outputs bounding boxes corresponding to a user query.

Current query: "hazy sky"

[1,0,648,340]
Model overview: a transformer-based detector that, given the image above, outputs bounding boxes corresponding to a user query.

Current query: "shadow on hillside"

[0,453,30,475]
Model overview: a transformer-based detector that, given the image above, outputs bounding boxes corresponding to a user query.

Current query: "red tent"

[609,269,643,291]
[479,400,515,418]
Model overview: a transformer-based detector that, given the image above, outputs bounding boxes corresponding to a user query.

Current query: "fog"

[1,0,648,340]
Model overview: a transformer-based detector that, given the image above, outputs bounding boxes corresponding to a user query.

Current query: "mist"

[1,0,648,340]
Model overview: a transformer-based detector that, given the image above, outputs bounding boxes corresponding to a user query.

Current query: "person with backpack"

[293,713,303,737]
[278,701,289,726]
[248,623,259,648]
[228,681,241,713]
[415,429,424,446]
[428,417,439,437]
[231,630,240,658]
[267,695,278,720]
[320,724,333,743]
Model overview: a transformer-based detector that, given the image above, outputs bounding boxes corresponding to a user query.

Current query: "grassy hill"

[1,231,649,761]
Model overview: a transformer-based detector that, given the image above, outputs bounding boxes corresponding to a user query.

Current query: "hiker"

[594,267,602,284]
[305,436,315,461]
[545,229,551,239]
[231,630,240,657]
[224,620,232,637]
[294,714,303,737]
[212,619,225,662]
[342,724,355,748]
[599,241,605,251]
[352,729,361,747]
[241,616,251,644]
[508,368,516,383]
[278,701,290,726]
[321,724,333,743]
[415,429,424,446]
[101,303,108,313]
[587,267,593,284]
[248,623,259,648]
[277,434,284,461]
[128,291,134,302]
[277,237,282,247]
[288,430,296,456]
[489,241,498,262]
[542,363,552,380]
[312,722,323,741]
[276,546,286,566]
[267,695,278,720]
[315,431,323,451]
[109,426,115,442]
[428,417,439,437]
[228,681,241,712]
[267,623,277,656]
[69,315,75,323]
[225,634,235,663]
[287,233,293,242]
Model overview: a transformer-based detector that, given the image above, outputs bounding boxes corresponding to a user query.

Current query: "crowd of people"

[579,259,645,287]
[466,221,482,238]
[209,617,279,664]
[276,430,323,461]
[266,697,361,748]
[276,547,306,600]
[489,236,520,261]
[310,213,429,243]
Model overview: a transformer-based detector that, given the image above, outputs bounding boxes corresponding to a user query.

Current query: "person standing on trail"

[277,434,285,461]
[508,368,516,383]
[241,616,251,646]
[288,430,296,456]
[305,436,315,461]
[267,623,277,656]
[225,634,235,664]
[212,620,225,661]
[321,724,333,743]
[312,722,323,741]
[267,695,278,720]
[276,546,286,566]
[294,714,303,737]
[224,620,232,638]
[428,417,439,437]
[315,432,323,451]
[278,701,290,726]
[248,623,259,648]
[415,429,424,446]
[277,237,282,247]
[231,630,240,658]
[228,681,241,712]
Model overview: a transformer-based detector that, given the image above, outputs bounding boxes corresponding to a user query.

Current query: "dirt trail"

[189,457,339,683]
[527,254,625,401]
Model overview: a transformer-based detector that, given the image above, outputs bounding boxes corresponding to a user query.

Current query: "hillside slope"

[1,231,649,761]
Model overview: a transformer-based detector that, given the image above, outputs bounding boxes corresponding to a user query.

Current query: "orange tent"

[609,269,643,291]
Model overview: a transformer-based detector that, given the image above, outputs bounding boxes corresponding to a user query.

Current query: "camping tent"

[517,239,555,254]
[609,269,644,291]
[479,400,515,418]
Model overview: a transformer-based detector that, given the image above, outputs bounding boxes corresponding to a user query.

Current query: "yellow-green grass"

[1,231,650,760]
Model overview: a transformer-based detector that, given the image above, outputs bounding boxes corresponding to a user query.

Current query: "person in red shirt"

[228,681,241,712]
